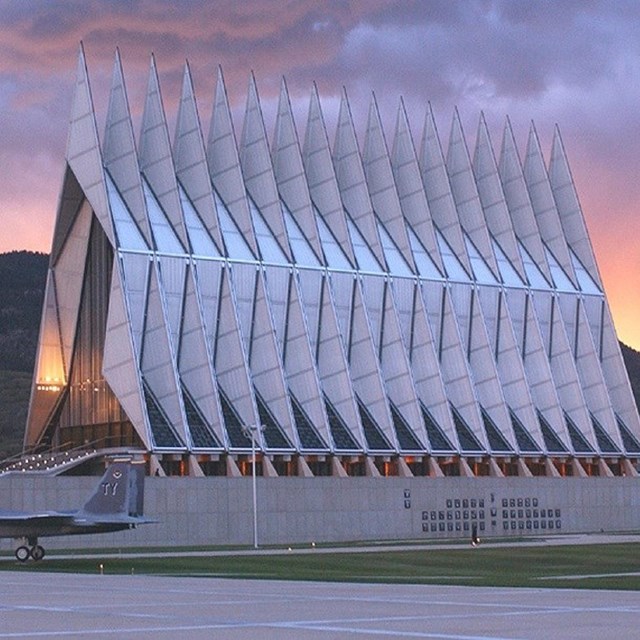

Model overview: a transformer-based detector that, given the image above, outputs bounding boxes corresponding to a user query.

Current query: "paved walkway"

[1,572,639,639]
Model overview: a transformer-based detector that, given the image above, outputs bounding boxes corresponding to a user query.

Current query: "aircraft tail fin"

[81,459,146,518]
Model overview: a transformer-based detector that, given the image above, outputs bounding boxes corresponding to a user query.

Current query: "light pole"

[243,424,264,549]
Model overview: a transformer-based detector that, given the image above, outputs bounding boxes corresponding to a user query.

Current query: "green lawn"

[4,543,640,590]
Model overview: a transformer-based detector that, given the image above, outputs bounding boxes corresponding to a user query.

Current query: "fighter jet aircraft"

[0,458,153,562]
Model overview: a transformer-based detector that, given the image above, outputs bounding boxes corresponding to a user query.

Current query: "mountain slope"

[0,251,48,372]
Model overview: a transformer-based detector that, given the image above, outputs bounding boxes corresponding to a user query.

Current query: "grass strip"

[2,542,640,590]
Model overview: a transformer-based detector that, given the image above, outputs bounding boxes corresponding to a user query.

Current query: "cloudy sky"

[1,1,640,348]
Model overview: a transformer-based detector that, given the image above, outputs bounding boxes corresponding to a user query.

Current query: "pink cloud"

[1,1,640,347]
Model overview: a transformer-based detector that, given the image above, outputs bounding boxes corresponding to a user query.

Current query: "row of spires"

[65,44,601,297]
[32,45,638,457]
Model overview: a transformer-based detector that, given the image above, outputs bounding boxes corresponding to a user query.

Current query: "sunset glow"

[2,1,640,348]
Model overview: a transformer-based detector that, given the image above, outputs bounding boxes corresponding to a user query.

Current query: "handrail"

[0,437,145,474]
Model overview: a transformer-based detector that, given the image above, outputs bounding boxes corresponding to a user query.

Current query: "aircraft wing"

[0,511,74,524]
[71,513,157,526]
[0,511,77,538]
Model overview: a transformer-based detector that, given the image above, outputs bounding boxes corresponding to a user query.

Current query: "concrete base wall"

[0,475,639,550]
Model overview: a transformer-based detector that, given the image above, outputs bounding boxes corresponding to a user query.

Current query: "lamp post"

[243,424,264,549]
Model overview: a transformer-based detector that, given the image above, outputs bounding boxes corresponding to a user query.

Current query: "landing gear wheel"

[15,546,30,563]
[30,545,45,561]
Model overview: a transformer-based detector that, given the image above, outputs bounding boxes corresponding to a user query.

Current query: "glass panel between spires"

[181,383,222,449]
[314,207,353,270]
[289,391,326,450]
[590,413,619,454]
[346,216,385,273]
[178,185,220,258]
[248,197,289,265]
[617,414,640,454]
[420,403,456,452]
[537,410,569,453]
[509,408,541,453]
[435,229,470,282]
[569,248,601,295]
[544,245,576,292]
[564,411,594,453]
[491,237,526,288]
[450,404,484,452]
[142,178,186,255]
[105,172,148,251]
[217,384,252,448]
[463,232,499,285]
[481,407,513,453]
[376,221,413,277]
[517,240,551,289]
[407,225,443,280]
[324,394,360,451]
[214,192,255,260]
[281,201,321,267]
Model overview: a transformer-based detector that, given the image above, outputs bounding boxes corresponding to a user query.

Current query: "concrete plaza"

[1,571,638,639]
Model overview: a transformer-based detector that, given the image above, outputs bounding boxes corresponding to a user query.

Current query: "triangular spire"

[498,117,553,284]
[349,282,397,449]
[409,282,458,447]
[572,299,621,449]
[139,55,189,251]
[332,88,387,269]
[207,66,259,257]
[523,122,578,287]
[315,276,363,449]
[283,276,331,448]
[174,61,223,251]
[52,200,92,374]
[214,268,259,443]
[240,72,292,261]
[419,104,473,275]
[141,263,189,448]
[25,271,66,445]
[250,272,296,448]
[519,291,568,452]
[272,77,324,261]
[302,84,356,267]
[446,109,500,278]
[436,287,487,450]
[391,98,444,274]
[473,113,527,283]
[66,44,116,246]
[362,93,416,271]
[102,261,151,449]
[490,289,544,450]
[378,283,425,448]
[179,266,226,448]
[102,48,152,247]
[548,126,603,288]
[463,287,515,452]
[538,292,594,451]
[598,301,640,439]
